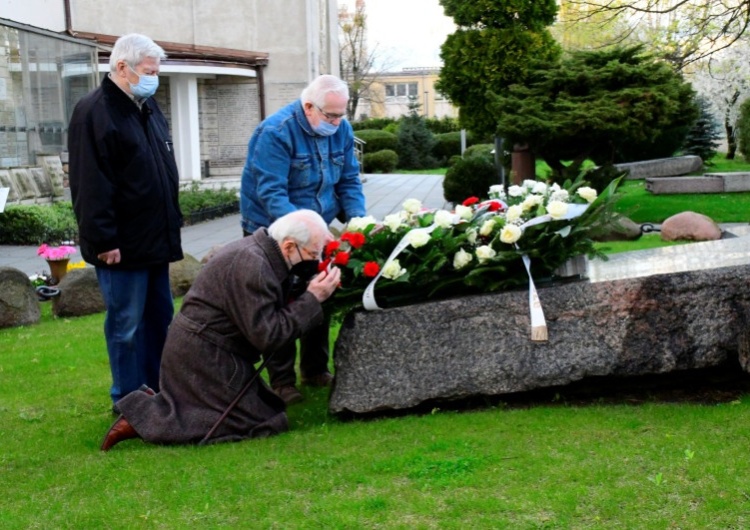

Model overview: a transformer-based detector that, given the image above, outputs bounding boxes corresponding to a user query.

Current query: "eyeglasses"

[314,104,346,122]
[297,244,322,261]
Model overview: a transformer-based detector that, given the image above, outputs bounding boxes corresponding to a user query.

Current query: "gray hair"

[109,33,167,71]
[300,75,349,108]
[268,209,330,247]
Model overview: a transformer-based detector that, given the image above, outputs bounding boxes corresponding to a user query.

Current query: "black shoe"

[302,372,334,387]
[273,385,304,405]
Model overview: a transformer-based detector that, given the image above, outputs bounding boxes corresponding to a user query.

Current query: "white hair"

[268,209,330,247]
[300,75,349,108]
[109,33,166,71]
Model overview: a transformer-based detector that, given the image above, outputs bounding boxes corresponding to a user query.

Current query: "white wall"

[0,0,65,31]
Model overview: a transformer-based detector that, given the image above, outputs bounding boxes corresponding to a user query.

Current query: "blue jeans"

[96,265,173,404]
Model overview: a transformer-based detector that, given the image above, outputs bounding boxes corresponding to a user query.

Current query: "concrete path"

[1,173,447,277]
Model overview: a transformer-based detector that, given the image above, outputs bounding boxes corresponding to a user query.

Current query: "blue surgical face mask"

[128,65,159,99]
[312,120,339,136]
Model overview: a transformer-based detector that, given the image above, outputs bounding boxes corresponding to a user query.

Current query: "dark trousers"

[264,318,330,388]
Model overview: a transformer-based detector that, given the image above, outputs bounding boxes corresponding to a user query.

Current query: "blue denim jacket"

[240,100,366,233]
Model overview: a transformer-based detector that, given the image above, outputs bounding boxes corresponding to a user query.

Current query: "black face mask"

[287,245,320,299]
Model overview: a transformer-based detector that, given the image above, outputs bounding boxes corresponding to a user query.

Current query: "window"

[385,82,419,99]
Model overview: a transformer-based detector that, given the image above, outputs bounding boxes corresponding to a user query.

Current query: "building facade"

[1,0,339,181]
[354,67,457,121]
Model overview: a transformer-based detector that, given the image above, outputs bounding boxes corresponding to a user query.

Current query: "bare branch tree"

[566,0,750,68]
[338,0,398,120]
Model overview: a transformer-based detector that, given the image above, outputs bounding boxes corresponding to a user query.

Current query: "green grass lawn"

[2,303,750,528]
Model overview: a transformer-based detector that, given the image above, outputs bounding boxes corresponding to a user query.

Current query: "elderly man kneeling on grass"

[101,209,340,450]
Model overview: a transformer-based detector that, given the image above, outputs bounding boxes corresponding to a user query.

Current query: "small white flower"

[382,259,406,280]
[402,198,422,214]
[454,204,473,220]
[453,248,473,269]
[346,216,377,232]
[475,245,497,263]
[479,219,496,236]
[466,228,478,244]
[532,181,548,195]
[505,204,524,223]
[549,189,570,202]
[577,186,598,203]
[547,200,569,220]
[500,224,523,244]
[434,209,456,228]
[488,185,506,199]
[508,185,526,197]
[523,179,538,190]
[406,229,431,248]
[550,182,561,192]
[383,213,404,232]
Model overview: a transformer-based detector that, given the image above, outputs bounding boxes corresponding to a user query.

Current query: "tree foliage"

[396,102,438,170]
[436,0,561,138]
[488,46,698,180]
[682,95,722,164]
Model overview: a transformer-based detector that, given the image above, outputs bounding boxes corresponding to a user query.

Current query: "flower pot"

[47,258,70,284]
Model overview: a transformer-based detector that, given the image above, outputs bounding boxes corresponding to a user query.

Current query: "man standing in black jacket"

[68,33,183,411]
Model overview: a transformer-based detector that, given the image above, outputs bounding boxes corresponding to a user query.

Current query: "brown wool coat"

[117,229,324,444]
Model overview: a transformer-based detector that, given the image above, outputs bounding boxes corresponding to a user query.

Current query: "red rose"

[342,231,366,249]
[318,258,331,272]
[462,196,479,206]
[486,201,502,212]
[363,261,380,278]
[333,251,350,266]
[324,240,340,257]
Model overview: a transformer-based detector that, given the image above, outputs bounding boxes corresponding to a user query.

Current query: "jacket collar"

[293,100,317,136]
[255,228,291,285]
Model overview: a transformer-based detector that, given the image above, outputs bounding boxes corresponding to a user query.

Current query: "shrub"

[0,202,78,245]
[443,155,500,204]
[355,129,399,152]
[432,132,463,164]
[737,97,750,162]
[383,122,400,136]
[448,154,462,167]
[425,116,461,134]
[178,183,239,225]
[351,117,397,131]
[363,149,399,173]
[464,143,495,159]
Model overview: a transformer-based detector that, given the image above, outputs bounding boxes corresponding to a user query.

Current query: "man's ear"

[280,238,296,256]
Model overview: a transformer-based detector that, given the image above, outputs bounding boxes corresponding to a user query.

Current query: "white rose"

[382,259,406,280]
[475,245,497,264]
[547,200,569,220]
[577,186,598,203]
[488,185,506,199]
[500,224,523,244]
[505,204,524,223]
[453,248,473,269]
[508,185,526,197]
[383,213,404,232]
[532,181,547,195]
[550,182,561,192]
[466,228,478,244]
[522,194,543,211]
[479,219,496,236]
[346,216,377,232]
[434,209,456,228]
[523,179,538,190]
[402,198,422,214]
[455,204,473,220]
[406,229,431,248]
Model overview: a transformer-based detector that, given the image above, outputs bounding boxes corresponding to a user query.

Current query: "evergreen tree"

[396,99,438,170]
[682,95,722,164]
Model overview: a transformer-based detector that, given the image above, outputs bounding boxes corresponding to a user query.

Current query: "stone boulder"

[330,264,750,415]
[0,267,40,328]
[661,211,721,242]
[170,254,202,297]
[52,268,105,317]
[614,155,703,180]
[590,213,643,242]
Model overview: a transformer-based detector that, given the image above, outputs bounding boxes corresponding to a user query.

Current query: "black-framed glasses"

[314,104,346,121]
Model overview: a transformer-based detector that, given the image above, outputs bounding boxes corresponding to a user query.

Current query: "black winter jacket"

[68,75,183,268]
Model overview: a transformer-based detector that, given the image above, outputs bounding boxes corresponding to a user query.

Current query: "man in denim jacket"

[240,74,366,404]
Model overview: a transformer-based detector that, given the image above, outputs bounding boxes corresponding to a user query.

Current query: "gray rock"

[0,267,40,329]
[170,254,202,297]
[52,268,105,317]
[661,211,721,241]
[590,213,642,241]
[330,265,750,414]
[615,155,703,180]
